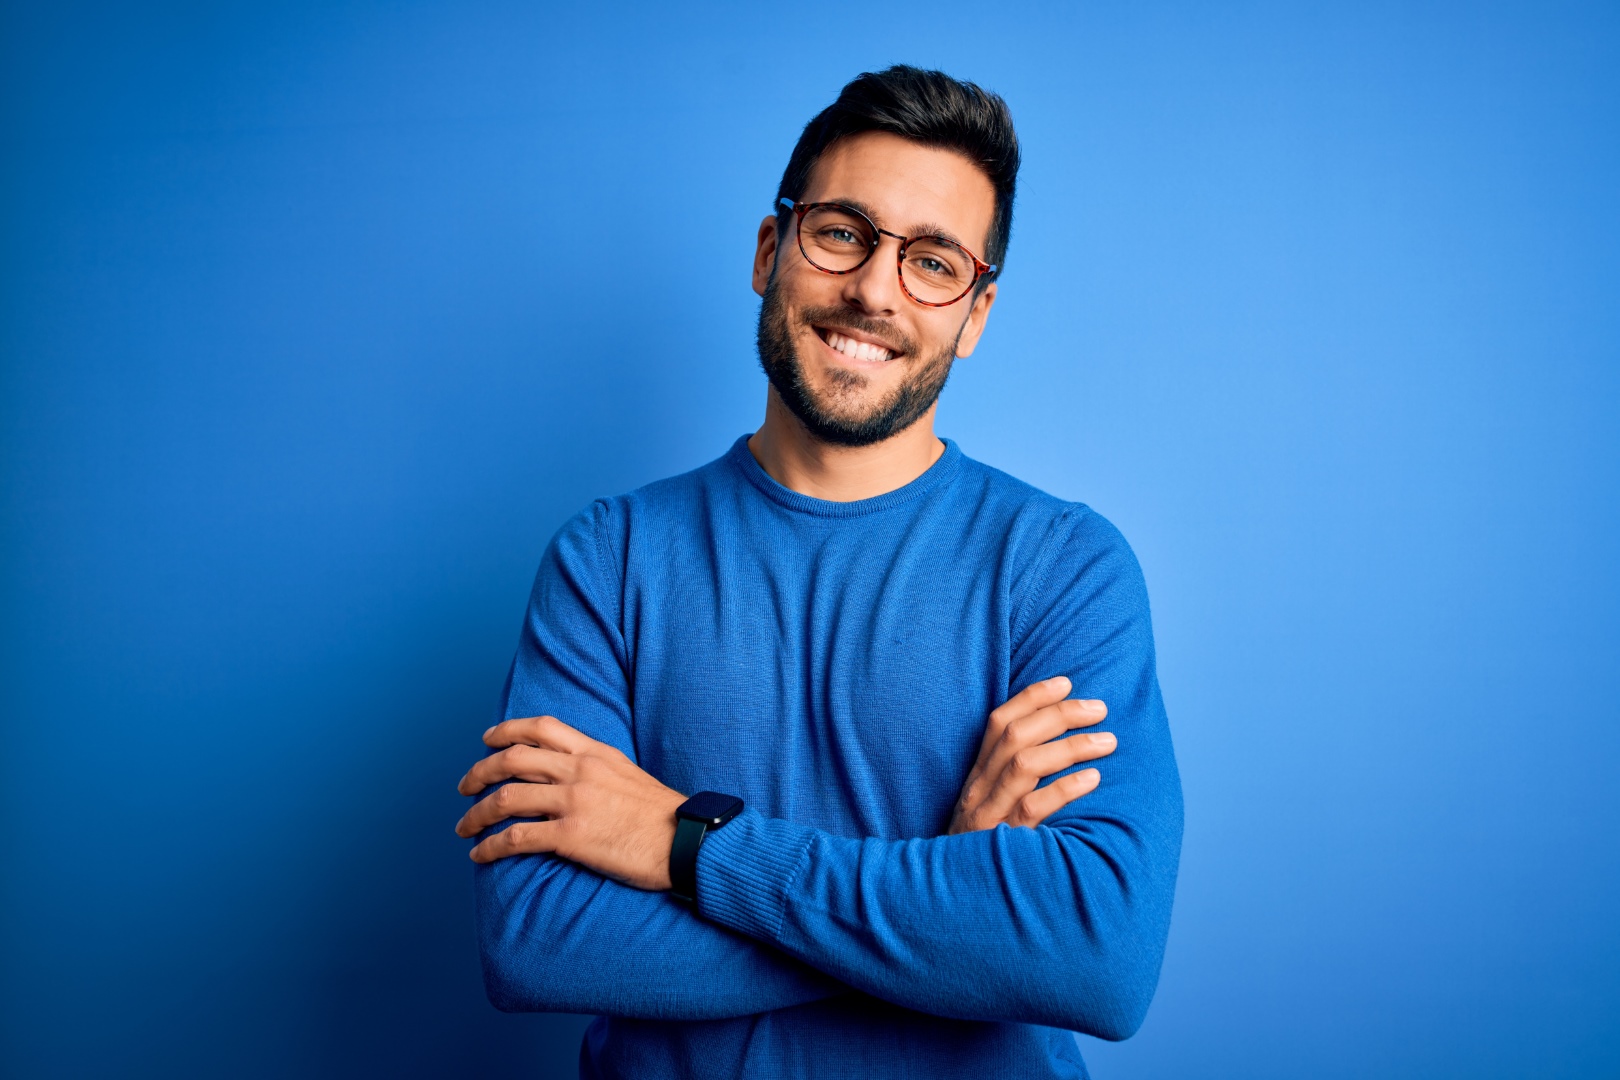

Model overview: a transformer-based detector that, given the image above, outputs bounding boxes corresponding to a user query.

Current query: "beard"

[755,278,960,448]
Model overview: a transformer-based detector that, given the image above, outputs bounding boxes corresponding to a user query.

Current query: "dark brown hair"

[775,65,1020,280]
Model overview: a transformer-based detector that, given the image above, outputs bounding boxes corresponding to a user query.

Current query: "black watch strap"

[669,817,708,903]
[669,791,744,905]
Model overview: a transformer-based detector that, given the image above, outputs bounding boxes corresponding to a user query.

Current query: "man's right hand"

[947,676,1115,835]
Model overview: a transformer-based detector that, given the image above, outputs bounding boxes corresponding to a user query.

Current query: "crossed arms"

[460,508,1183,1037]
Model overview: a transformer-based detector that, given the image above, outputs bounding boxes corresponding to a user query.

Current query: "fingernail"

[483,726,495,739]
[1091,732,1116,747]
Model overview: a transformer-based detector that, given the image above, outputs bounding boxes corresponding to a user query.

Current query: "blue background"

[2,2,1616,1076]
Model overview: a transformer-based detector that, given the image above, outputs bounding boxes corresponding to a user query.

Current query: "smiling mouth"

[813,325,900,363]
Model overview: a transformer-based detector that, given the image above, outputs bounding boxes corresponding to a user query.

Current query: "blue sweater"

[477,436,1183,1079]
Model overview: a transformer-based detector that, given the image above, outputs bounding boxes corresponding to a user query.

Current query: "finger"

[484,715,598,754]
[976,729,1116,825]
[960,678,1074,798]
[458,745,574,796]
[469,820,562,864]
[1007,768,1101,828]
[958,695,1105,820]
[985,698,1107,780]
[454,781,566,838]
[980,677,1073,750]
[1025,728,1117,772]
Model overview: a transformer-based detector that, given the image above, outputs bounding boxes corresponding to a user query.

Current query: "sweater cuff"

[694,808,813,942]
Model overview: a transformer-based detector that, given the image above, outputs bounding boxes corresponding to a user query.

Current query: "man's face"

[752,131,999,447]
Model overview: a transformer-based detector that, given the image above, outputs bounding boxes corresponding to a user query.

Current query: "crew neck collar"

[725,434,964,518]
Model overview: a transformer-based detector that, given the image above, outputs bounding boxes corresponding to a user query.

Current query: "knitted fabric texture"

[476,436,1184,1080]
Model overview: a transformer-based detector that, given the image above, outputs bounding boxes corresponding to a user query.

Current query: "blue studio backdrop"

[2,2,1617,1077]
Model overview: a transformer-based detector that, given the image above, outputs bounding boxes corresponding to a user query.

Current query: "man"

[455,66,1183,1079]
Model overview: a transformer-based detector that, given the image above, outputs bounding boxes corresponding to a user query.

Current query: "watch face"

[678,791,744,826]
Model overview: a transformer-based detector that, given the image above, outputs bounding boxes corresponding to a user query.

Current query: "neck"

[747,390,945,502]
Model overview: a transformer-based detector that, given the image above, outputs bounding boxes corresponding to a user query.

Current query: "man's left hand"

[455,715,686,890]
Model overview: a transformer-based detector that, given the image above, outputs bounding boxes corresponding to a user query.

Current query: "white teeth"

[825,331,892,362]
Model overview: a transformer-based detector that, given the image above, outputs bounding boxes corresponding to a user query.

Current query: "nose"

[838,233,905,317]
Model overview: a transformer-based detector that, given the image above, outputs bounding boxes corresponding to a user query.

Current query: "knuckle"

[1010,749,1037,776]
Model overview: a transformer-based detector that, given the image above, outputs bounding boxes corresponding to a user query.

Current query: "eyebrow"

[825,196,973,251]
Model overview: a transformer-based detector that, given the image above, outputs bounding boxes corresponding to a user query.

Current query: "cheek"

[913,313,964,357]
[778,261,844,305]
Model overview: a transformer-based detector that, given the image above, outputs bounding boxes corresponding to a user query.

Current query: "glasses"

[779,198,997,307]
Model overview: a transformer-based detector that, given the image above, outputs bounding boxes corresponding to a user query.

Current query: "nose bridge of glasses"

[790,200,982,304]
[848,230,908,301]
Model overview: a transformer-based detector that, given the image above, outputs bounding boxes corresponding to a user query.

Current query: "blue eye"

[910,254,958,279]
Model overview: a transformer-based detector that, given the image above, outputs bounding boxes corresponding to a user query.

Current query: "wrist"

[649,795,683,891]
[668,791,745,903]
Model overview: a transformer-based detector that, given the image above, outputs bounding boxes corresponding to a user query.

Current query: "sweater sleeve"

[691,508,1184,1039]
[474,501,848,1019]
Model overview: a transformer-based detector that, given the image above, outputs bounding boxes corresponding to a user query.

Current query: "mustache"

[795,305,917,357]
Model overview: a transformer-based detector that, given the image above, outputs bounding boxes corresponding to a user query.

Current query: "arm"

[469,504,1115,1021]
[473,504,847,1020]
[689,510,1183,1038]
[469,507,1182,1036]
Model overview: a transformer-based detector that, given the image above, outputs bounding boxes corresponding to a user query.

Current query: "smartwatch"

[669,791,744,904]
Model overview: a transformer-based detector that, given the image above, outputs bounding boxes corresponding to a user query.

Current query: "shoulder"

[951,451,1140,583]
[544,441,746,578]
[1012,500,1151,651]
[948,453,1148,638]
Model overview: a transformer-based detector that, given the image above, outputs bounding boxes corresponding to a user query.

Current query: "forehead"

[802,131,996,251]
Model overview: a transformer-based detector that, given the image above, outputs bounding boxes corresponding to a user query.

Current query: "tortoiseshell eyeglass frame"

[778,197,998,308]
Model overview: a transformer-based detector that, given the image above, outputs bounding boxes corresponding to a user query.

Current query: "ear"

[752,215,781,297]
[952,282,998,358]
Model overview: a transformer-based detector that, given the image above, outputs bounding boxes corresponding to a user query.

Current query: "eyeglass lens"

[798,205,978,305]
